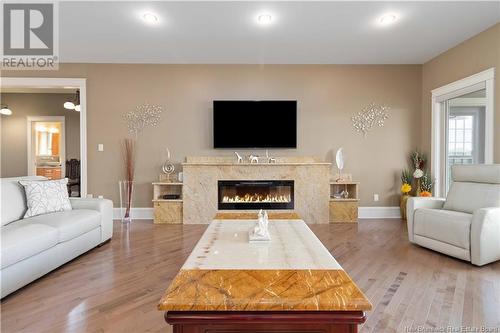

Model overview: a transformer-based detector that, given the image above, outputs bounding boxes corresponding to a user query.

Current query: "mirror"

[35,122,62,157]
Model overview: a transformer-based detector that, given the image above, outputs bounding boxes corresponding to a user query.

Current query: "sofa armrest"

[471,207,500,266]
[406,197,446,242]
[70,198,113,242]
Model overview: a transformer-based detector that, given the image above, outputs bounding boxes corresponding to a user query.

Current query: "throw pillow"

[18,178,72,218]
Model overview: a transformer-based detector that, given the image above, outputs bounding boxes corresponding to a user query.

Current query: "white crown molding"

[113,207,401,221]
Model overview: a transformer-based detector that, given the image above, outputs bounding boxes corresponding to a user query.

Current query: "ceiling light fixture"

[142,12,159,24]
[0,105,12,116]
[257,13,273,25]
[379,13,398,26]
[64,101,75,110]
[64,90,80,111]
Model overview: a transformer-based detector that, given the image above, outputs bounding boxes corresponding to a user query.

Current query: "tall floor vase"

[400,194,410,220]
[119,180,134,223]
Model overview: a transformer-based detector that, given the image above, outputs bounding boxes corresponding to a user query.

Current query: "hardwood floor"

[1,219,499,333]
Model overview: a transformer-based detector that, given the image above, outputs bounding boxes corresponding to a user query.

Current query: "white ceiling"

[59,1,500,64]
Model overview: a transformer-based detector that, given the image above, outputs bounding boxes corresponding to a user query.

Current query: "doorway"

[443,90,486,192]
[27,116,66,181]
[1,77,87,197]
[431,69,494,197]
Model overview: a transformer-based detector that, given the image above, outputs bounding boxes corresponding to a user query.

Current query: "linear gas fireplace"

[218,180,294,210]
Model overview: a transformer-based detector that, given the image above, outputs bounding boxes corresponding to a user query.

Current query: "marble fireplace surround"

[182,156,331,224]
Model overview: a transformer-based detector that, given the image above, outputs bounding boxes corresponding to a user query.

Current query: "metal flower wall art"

[351,103,390,137]
[124,103,163,137]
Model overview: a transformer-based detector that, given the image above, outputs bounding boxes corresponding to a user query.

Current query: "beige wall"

[421,23,500,162]
[0,93,81,177]
[3,64,422,207]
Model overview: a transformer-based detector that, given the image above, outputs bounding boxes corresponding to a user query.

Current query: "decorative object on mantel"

[161,148,175,181]
[119,139,135,223]
[235,152,243,164]
[249,154,259,164]
[351,102,390,137]
[249,209,271,242]
[400,169,412,220]
[265,150,276,163]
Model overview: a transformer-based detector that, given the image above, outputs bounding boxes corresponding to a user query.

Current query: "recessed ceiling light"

[142,12,159,24]
[257,13,273,25]
[379,13,398,26]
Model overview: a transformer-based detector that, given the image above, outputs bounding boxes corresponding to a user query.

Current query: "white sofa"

[407,164,500,266]
[0,176,113,298]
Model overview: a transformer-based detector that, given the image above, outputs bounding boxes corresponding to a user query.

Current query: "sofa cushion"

[26,209,101,242]
[18,178,72,218]
[443,182,500,214]
[414,208,472,249]
[1,222,58,269]
[0,176,46,226]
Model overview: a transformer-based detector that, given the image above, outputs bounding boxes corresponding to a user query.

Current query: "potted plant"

[410,150,426,197]
[400,169,412,220]
[419,172,434,197]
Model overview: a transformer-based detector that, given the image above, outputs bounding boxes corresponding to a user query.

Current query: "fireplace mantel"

[182,156,331,224]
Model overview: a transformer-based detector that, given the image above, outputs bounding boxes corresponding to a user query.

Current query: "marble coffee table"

[158,219,372,333]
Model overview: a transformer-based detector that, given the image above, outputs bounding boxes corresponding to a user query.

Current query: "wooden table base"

[165,311,366,333]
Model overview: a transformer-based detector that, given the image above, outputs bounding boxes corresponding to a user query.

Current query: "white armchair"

[407,164,500,266]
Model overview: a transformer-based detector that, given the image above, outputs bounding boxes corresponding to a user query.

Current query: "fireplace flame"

[222,193,291,203]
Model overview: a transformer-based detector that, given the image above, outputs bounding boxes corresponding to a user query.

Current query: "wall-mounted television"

[213,100,297,149]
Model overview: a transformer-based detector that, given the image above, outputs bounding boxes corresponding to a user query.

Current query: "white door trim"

[1,77,88,197]
[27,116,66,177]
[431,68,495,197]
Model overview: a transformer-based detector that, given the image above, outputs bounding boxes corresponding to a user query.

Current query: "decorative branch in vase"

[120,103,163,223]
[120,138,136,223]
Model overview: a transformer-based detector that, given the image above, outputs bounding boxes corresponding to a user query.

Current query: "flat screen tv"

[213,100,297,149]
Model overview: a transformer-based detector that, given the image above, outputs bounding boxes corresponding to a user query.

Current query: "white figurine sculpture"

[249,155,259,164]
[235,152,243,163]
[335,147,345,181]
[266,150,276,163]
[249,209,271,242]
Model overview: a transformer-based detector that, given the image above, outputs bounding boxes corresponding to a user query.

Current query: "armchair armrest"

[471,207,500,266]
[70,198,113,242]
[406,197,446,242]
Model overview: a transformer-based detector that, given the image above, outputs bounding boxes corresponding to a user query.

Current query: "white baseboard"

[114,206,401,221]
[358,206,401,219]
[113,208,153,220]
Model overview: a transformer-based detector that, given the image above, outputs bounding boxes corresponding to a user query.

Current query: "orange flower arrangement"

[420,191,432,197]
